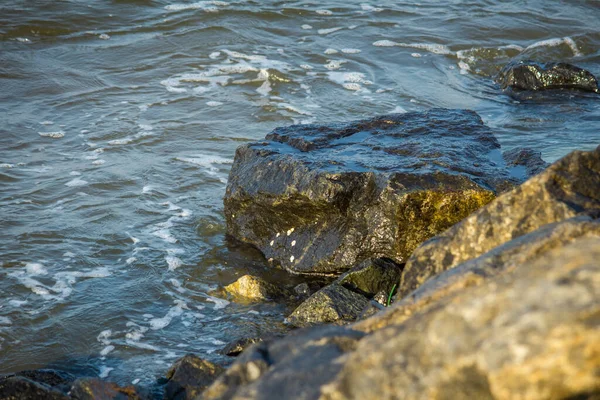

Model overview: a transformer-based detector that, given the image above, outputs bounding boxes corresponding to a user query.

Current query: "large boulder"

[399,146,600,298]
[496,60,599,93]
[0,375,69,400]
[224,109,523,275]
[323,237,600,400]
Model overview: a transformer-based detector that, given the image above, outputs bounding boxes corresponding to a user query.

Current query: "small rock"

[224,275,286,302]
[336,258,402,298]
[293,283,311,298]
[286,284,369,328]
[219,337,264,357]
[164,354,224,400]
[372,290,388,306]
[496,60,599,93]
[70,377,148,400]
[358,300,386,320]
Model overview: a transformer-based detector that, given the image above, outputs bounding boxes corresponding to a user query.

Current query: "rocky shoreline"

[2,63,599,399]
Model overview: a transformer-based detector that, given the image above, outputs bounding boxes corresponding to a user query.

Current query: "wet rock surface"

[336,257,402,298]
[219,337,265,357]
[497,60,600,93]
[0,375,70,400]
[224,109,523,276]
[70,378,149,400]
[399,146,600,298]
[286,284,369,328]
[502,147,549,178]
[163,354,224,400]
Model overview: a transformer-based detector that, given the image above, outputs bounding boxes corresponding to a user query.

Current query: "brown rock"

[70,377,148,400]
[164,354,224,400]
[323,237,600,400]
[224,275,286,302]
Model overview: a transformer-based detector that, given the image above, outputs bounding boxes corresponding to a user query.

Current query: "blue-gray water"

[1,0,599,386]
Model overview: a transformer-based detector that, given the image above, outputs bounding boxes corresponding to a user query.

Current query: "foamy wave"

[525,36,582,57]
[373,40,452,55]
[165,1,229,12]
[65,178,88,187]
[38,131,65,138]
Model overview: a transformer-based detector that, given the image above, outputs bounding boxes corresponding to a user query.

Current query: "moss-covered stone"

[286,284,369,328]
[336,258,402,298]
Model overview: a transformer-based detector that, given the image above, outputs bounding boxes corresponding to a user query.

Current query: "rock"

[399,146,600,298]
[224,109,523,276]
[69,377,148,400]
[323,237,600,400]
[358,300,386,321]
[224,275,286,302]
[502,147,549,178]
[372,290,388,306]
[286,284,369,328]
[202,326,365,400]
[336,257,402,298]
[0,375,69,400]
[293,283,311,299]
[163,354,224,400]
[496,60,600,93]
[356,214,600,333]
[220,337,264,357]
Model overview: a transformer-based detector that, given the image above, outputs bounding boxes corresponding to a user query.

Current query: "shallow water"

[1,0,599,388]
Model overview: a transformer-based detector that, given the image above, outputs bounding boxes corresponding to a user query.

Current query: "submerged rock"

[336,257,402,298]
[70,377,148,400]
[399,146,600,298]
[502,147,549,178]
[163,354,224,400]
[220,337,264,357]
[286,284,369,328]
[497,60,599,93]
[224,275,286,302]
[224,109,522,275]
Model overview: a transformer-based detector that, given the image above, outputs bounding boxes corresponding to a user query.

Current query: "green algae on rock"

[398,146,600,298]
[224,275,288,303]
[496,60,600,93]
[224,109,524,276]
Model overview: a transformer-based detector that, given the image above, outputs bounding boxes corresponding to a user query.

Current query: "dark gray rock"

[286,284,369,328]
[496,60,599,93]
[225,109,522,276]
[0,375,69,400]
[336,258,402,298]
[70,377,149,400]
[399,146,600,298]
[502,147,549,178]
[163,354,224,400]
[220,337,264,357]
[202,326,365,400]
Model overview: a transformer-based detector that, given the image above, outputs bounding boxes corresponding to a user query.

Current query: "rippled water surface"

[1,0,599,387]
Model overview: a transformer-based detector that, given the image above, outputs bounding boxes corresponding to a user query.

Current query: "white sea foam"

[166,256,182,271]
[341,48,361,54]
[373,40,452,55]
[360,3,383,12]
[390,106,408,113]
[165,1,229,11]
[324,60,347,70]
[209,51,221,59]
[99,33,110,40]
[97,329,113,345]
[100,345,115,356]
[206,101,223,106]
[98,366,113,378]
[126,257,137,265]
[206,295,229,310]
[8,299,27,307]
[318,27,344,35]
[149,304,185,330]
[40,121,54,125]
[525,36,582,57]
[65,178,88,187]
[316,9,333,15]
[0,163,14,168]
[38,131,65,138]
[301,24,313,30]
[0,317,12,326]
[324,48,338,55]
[25,262,48,276]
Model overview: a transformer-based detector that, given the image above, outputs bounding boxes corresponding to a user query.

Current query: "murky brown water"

[1,0,599,387]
